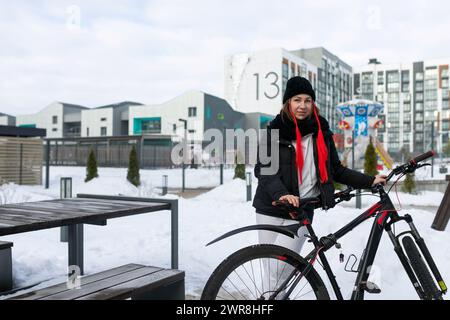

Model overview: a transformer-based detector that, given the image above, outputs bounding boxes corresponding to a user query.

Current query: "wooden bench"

[7,264,185,300]
[0,241,13,292]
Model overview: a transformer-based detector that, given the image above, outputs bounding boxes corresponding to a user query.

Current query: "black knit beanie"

[282,76,316,104]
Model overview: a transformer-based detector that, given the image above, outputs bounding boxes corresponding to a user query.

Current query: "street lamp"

[220,126,225,185]
[178,118,187,192]
[351,129,361,209]
[246,172,252,202]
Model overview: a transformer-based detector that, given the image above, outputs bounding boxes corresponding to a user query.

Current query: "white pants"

[255,213,309,299]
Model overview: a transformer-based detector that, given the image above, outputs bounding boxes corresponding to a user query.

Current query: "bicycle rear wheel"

[201,244,330,300]
[402,236,442,300]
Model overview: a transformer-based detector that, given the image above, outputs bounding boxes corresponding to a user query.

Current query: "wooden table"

[0,194,179,276]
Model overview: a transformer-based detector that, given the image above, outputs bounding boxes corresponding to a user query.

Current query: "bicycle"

[201,150,447,300]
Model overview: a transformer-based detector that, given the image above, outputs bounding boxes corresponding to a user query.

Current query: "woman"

[253,76,387,258]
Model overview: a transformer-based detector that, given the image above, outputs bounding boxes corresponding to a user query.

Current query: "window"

[387,82,399,92]
[442,120,449,131]
[404,123,411,132]
[387,71,399,83]
[442,79,449,88]
[416,113,423,121]
[443,99,449,110]
[415,82,424,91]
[173,124,177,133]
[282,61,289,78]
[387,103,399,112]
[402,92,411,101]
[416,123,423,131]
[389,112,400,122]
[52,128,57,132]
[442,68,449,78]
[52,116,58,124]
[87,127,89,137]
[377,84,384,93]
[388,93,399,103]
[101,127,107,136]
[404,113,411,122]
[188,107,197,117]
[404,134,411,142]
[425,79,437,90]
[416,72,424,81]
[401,70,410,82]
[388,131,399,141]
[402,83,409,92]
[101,117,107,122]
[377,72,384,84]
[443,90,449,99]
[362,72,373,82]
[416,102,423,111]
[424,90,437,101]
[425,67,438,80]
[425,100,437,110]
[141,118,161,134]
[443,133,449,144]
[362,83,374,94]
[415,92,423,101]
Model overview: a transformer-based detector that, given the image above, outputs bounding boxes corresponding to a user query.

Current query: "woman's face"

[289,94,313,120]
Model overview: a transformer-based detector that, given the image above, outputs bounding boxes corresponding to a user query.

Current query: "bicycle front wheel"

[201,244,330,300]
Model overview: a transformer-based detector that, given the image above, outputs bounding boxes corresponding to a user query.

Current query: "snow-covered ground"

[0,166,449,300]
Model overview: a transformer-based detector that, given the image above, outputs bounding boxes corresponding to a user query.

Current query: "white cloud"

[1,0,450,115]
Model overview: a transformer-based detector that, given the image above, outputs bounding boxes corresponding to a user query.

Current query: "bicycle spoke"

[219,282,239,300]
[233,266,258,299]
[225,276,248,300]
[242,261,263,298]
[293,288,314,300]
[249,260,260,298]
[273,259,289,294]
[259,257,264,295]
[291,279,312,300]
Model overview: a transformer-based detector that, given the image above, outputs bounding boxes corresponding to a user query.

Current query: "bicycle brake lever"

[419,163,431,167]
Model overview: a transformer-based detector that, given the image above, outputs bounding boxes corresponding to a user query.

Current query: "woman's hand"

[279,195,300,207]
[372,174,387,186]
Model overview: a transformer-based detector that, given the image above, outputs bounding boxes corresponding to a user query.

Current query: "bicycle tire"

[402,236,442,300]
[201,244,330,300]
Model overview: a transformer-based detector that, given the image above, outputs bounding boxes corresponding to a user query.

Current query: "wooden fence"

[0,137,43,185]
[48,140,174,168]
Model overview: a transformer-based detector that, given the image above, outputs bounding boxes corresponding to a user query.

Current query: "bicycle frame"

[296,186,446,300]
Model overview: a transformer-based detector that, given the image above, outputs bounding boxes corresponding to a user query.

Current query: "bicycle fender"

[206,224,301,246]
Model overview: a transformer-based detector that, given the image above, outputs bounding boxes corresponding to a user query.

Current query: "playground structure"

[336,99,393,170]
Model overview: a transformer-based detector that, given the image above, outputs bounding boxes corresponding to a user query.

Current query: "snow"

[0,166,449,300]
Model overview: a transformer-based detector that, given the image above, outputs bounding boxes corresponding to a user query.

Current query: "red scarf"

[290,103,328,184]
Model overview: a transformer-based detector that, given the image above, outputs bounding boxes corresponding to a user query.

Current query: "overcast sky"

[1,0,449,115]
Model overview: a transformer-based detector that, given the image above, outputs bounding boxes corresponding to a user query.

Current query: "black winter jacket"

[252,116,375,220]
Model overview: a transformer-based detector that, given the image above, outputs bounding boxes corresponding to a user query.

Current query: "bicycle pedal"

[360,281,381,294]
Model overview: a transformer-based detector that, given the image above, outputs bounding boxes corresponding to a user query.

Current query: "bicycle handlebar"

[272,188,354,213]
[385,149,435,183]
[410,150,435,165]
[272,150,436,213]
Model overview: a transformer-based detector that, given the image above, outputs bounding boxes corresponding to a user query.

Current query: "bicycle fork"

[385,214,447,299]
